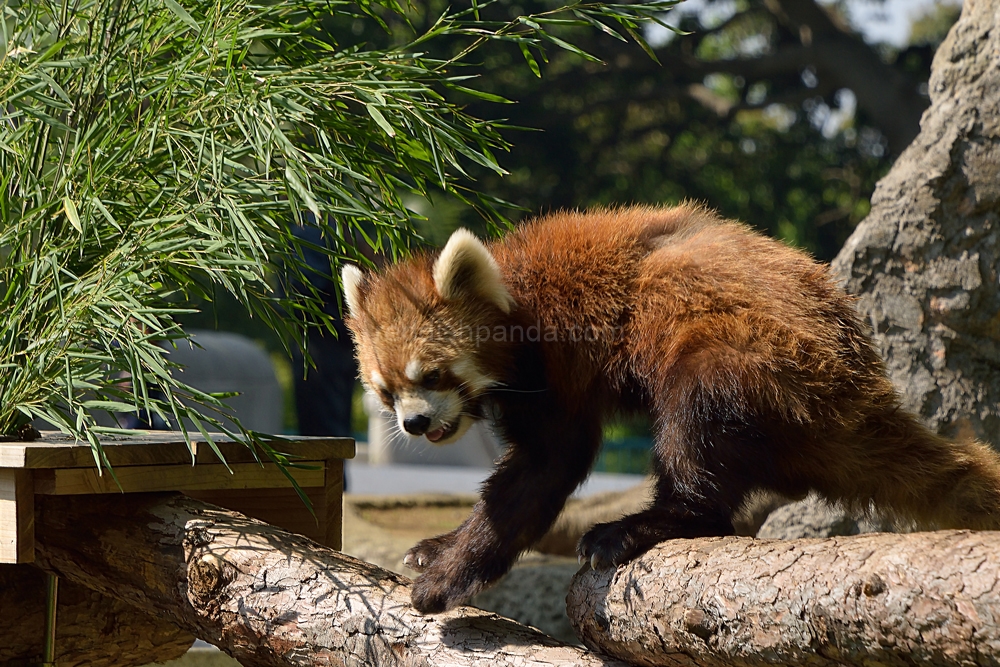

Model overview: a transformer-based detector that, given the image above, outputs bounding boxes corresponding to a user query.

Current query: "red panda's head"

[342,229,515,445]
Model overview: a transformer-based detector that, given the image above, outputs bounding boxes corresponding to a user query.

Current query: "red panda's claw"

[578,520,644,570]
[404,532,458,573]
[403,549,431,572]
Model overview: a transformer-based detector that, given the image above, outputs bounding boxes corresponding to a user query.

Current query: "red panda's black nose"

[403,414,432,435]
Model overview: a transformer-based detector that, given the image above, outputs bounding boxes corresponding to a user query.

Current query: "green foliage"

[909,1,962,47]
[0,0,677,462]
[597,414,651,474]
[357,0,903,260]
[595,437,650,474]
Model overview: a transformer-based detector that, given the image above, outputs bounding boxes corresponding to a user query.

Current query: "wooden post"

[324,458,344,549]
[0,468,34,563]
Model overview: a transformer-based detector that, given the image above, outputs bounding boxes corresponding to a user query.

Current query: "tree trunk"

[0,565,194,666]
[31,492,625,667]
[568,531,1000,667]
[832,0,1000,448]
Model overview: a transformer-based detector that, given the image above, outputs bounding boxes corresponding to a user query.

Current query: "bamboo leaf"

[162,0,201,33]
[447,85,513,104]
[366,103,396,138]
[519,43,542,78]
[624,24,661,64]
[284,165,322,221]
[62,196,82,233]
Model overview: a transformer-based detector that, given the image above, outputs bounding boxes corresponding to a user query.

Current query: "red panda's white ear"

[433,229,514,314]
[341,264,365,316]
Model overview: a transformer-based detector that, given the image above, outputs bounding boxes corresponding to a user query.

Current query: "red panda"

[342,204,1000,614]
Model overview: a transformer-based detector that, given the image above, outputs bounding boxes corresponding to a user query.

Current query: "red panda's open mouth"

[426,421,459,443]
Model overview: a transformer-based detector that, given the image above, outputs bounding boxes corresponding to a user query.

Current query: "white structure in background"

[363,390,503,467]
[32,330,283,435]
[167,330,283,434]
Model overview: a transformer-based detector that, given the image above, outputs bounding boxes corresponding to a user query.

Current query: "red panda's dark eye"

[422,369,441,389]
[378,389,394,407]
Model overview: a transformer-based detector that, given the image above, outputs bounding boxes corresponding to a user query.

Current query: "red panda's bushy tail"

[828,407,1000,531]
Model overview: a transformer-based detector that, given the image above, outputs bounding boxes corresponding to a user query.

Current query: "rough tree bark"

[832,0,1000,448]
[0,565,194,666]
[568,532,1000,667]
[31,492,625,667]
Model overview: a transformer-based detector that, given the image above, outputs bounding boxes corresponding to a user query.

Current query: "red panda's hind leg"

[578,344,784,570]
[578,416,756,568]
[577,495,734,569]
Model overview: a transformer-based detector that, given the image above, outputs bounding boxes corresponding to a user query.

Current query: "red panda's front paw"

[403,533,456,573]
[410,568,483,614]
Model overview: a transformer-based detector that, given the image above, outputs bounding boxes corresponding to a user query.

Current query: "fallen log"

[32,492,625,667]
[568,532,1000,667]
[0,565,194,666]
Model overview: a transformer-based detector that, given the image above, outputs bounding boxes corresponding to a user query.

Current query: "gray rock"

[757,495,861,539]
[472,556,583,645]
[167,330,283,434]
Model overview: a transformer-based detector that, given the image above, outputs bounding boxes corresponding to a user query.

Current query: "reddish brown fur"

[345,205,1000,614]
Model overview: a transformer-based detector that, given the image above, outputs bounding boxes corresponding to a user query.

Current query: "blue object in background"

[290,223,357,439]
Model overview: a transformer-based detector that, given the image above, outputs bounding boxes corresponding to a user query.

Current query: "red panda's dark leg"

[577,497,735,569]
[576,455,742,569]
[408,411,602,613]
[579,352,770,569]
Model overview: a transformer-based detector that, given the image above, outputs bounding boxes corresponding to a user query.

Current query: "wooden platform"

[0,431,354,563]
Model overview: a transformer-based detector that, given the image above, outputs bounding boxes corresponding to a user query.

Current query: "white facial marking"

[371,371,388,392]
[396,392,435,428]
[394,387,470,445]
[451,357,497,394]
[405,359,423,383]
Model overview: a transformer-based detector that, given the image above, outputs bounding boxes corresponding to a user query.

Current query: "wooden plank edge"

[0,469,34,563]
[33,462,327,495]
[1,432,354,469]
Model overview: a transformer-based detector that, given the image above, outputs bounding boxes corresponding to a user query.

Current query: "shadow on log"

[569,532,1000,667]
[0,564,194,666]
[32,492,624,667]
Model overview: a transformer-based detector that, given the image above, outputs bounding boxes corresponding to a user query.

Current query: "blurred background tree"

[334,0,960,260]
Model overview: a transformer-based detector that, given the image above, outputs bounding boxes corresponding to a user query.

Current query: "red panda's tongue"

[426,427,445,443]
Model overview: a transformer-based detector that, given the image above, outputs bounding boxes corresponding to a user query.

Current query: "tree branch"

[32,493,626,667]
[568,532,1000,667]
[763,0,926,153]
